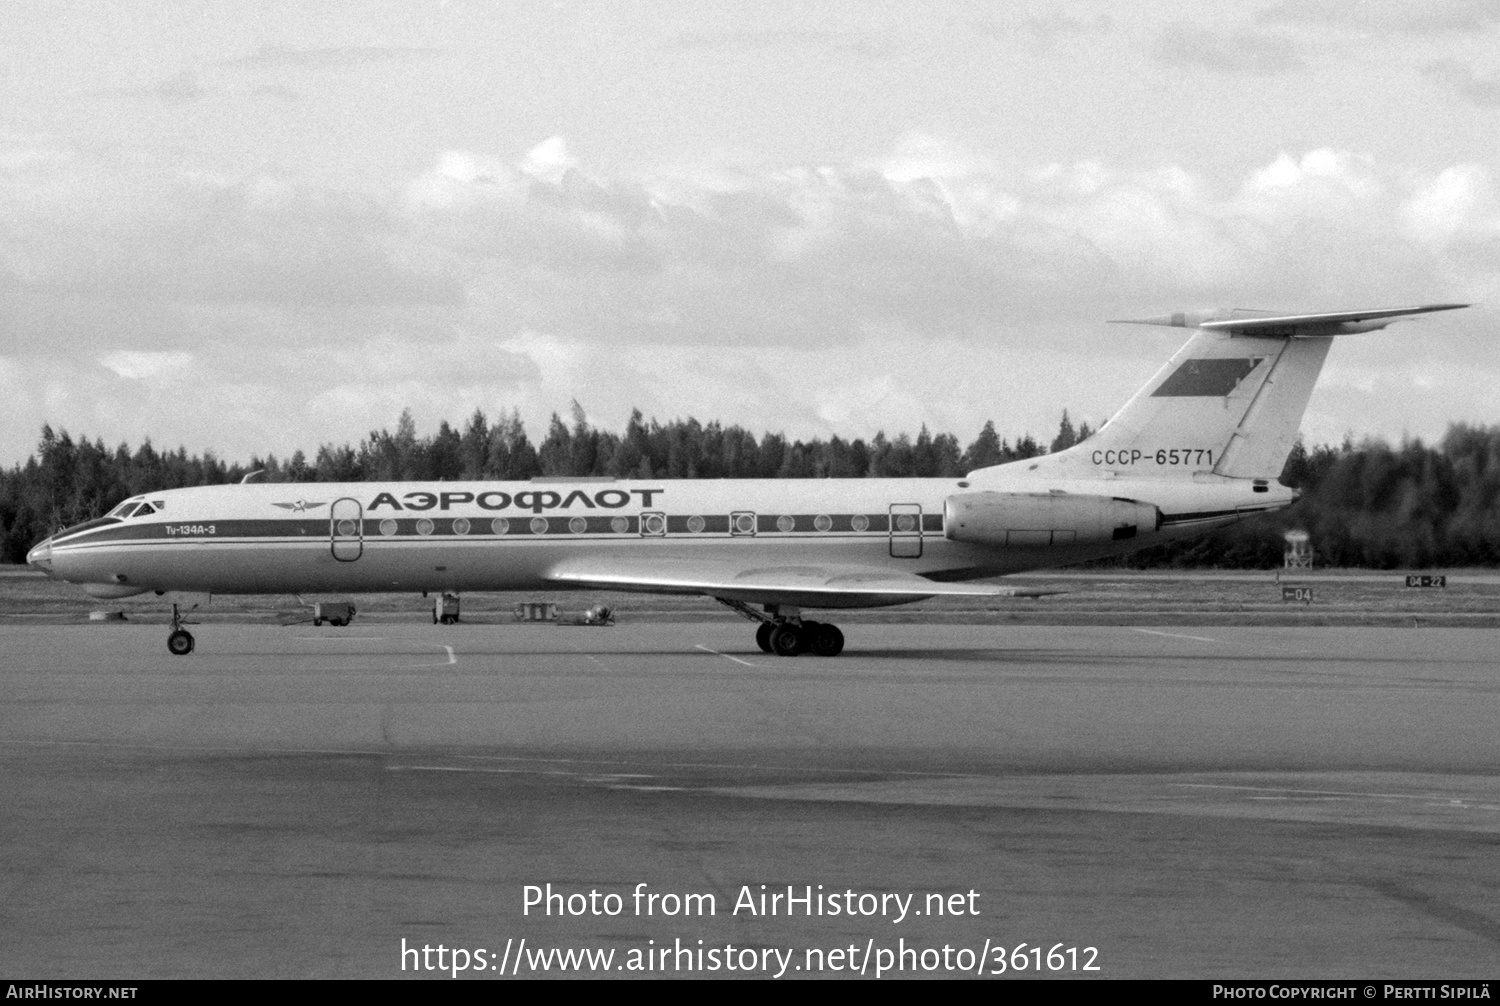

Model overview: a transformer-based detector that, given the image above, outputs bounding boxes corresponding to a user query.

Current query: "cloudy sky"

[1,0,1497,466]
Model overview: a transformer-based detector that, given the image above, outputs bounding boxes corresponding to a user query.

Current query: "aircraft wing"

[1199,304,1467,336]
[544,557,1055,609]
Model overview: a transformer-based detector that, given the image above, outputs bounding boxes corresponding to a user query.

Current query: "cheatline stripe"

[47,508,1255,548]
[49,512,943,545]
[49,533,930,555]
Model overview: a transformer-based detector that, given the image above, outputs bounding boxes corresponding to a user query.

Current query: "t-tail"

[1024,304,1467,481]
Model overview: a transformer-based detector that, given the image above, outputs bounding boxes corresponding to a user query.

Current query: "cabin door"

[889,503,923,558]
[330,497,364,561]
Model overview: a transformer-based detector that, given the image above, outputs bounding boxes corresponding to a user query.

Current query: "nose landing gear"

[166,603,195,656]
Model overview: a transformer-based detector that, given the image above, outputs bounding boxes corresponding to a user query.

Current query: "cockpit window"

[109,497,146,518]
[134,503,156,516]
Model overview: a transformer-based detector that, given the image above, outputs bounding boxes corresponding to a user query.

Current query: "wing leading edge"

[544,557,1053,609]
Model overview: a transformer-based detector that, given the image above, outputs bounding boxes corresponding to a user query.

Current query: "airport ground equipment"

[557,605,615,626]
[313,602,357,627]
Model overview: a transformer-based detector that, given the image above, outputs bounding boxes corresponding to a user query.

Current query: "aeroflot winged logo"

[272,499,329,513]
[367,488,666,514]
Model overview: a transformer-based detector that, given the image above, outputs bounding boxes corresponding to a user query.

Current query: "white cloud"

[877,133,998,185]
[1403,165,1497,246]
[1259,0,1500,34]
[0,142,462,308]
[97,351,194,380]
[1,135,1496,464]
[1152,22,1303,76]
[521,136,580,184]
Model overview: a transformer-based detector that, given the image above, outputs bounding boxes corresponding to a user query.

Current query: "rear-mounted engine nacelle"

[943,491,1162,547]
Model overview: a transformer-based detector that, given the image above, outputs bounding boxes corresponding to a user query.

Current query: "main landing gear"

[725,600,844,657]
[166,602,195,656]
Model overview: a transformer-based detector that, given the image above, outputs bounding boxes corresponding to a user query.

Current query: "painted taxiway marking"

[400,644,458,669]
[1133,628,1219,643]
[389,765,659,784]
[292,636,388,641]
[695,644,757,667]
[1172,783,1497,805]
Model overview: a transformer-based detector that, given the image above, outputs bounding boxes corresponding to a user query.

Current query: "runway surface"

[3,620,1500,978]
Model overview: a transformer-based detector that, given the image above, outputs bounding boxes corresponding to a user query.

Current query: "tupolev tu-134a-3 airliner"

[27,304,1467,657]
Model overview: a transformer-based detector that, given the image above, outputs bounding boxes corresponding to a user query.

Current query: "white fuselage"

[29,462,1289,604]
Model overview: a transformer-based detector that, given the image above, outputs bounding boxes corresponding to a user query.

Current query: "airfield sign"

[1281,585,1313,604]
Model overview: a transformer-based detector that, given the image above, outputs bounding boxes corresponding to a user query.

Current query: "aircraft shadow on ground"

[830,647,1096,664]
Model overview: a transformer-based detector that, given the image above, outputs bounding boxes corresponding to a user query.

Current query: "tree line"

[1128,426,1500,569]
[2,407,1495,569]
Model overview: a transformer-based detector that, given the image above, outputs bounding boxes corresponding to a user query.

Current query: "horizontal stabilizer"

[1200,304,1468,336]
[1111,304,1467,337]
[545,557,1044,609]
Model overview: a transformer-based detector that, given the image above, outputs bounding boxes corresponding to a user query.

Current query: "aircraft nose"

[26,536,54,575]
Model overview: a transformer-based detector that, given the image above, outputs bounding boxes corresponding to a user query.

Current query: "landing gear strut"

[433,592,460,625]
[166,603,194,656]
[718,600,845,658]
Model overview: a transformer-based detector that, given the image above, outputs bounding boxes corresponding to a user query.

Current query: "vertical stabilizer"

[978,304,1465,483]
[1209,336,1331,477]
[1052,327,1322,480]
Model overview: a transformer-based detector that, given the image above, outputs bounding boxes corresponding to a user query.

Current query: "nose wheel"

[166,602,196,656]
